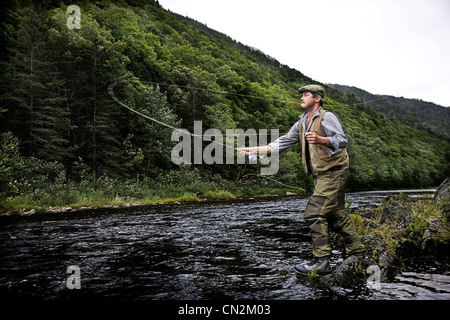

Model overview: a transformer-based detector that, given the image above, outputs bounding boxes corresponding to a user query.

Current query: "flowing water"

[0,189,448,300]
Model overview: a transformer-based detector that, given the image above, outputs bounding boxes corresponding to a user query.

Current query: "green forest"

[1,0,449,213]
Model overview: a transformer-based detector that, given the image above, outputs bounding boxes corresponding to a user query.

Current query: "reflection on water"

[0,189,448,300]
[370,272,450,300]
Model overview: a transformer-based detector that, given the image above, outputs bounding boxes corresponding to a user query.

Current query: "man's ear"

[314,95,321,103]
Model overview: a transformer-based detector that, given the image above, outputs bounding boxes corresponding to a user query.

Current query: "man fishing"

[238,84,364,275]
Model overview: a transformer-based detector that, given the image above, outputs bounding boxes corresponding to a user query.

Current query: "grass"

[0,178,304,215]
[0,192,202,214]
[307,269,319,282]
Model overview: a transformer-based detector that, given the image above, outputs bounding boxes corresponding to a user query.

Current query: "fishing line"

[108,80,264,157]
[108,80,180,131]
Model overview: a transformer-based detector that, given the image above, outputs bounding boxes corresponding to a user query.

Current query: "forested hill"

[328,84,450,141]
[0,0,449,208]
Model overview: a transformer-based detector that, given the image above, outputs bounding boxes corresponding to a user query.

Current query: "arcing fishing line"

[108,80,180,131]
[108,80,264,157]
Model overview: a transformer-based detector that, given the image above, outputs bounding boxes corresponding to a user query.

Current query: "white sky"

[158,0,450,107]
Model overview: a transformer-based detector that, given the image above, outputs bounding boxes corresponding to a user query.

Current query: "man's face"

[300,92,319,110]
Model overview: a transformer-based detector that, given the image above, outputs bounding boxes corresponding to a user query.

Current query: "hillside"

[0,0,449,211]
[328,84,450,141]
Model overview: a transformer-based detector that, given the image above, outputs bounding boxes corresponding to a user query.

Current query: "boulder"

[435,177,450,219]
[320,256,362,288]
[435,177,450,202]
[332,255,361,287]
[380,201,412,227]
[421,216,450,258]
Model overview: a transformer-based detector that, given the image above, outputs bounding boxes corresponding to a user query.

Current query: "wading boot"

[294,257,331,275]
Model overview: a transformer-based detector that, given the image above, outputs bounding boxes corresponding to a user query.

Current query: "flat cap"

[298,84,325,97]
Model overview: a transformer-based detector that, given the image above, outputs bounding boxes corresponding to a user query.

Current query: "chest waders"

[300,109,364,258]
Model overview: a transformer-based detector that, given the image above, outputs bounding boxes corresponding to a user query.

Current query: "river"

[0,189,449,301]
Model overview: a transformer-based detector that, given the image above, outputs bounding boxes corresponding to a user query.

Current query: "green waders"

[303,165,364,258]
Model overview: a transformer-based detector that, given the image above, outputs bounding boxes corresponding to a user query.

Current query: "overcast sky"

[158,0,450,107]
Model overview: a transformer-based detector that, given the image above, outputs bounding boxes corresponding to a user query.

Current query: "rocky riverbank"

[319,178,450,289]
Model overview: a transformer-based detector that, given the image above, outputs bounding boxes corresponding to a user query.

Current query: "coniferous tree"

[5,7,70,161]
